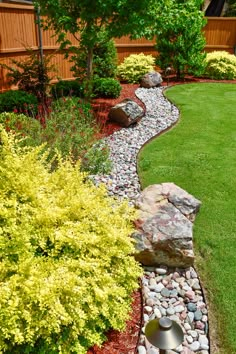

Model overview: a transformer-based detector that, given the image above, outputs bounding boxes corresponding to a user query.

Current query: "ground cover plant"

[0,127,142,353]
[137,83,236,353]
[0,98,111,175]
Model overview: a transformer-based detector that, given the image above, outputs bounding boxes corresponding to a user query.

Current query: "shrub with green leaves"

[51,80,84,99]
[0,112,42,147]
[0,98,111,175]
[0,90,38,114]
[0,126,142,353]
[117,53,155,83]
[93,78,121,98]
[204,51,236,80]
[0,48,57,101]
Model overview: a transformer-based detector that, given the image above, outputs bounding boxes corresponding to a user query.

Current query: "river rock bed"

[90,87,210,354]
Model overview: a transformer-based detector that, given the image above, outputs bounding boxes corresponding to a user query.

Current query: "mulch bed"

[87,289,142,354]
[88,76,236,354]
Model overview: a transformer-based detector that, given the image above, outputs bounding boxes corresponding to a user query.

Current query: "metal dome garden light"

[145,317,184,354]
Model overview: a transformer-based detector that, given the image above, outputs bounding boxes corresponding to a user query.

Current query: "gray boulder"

[132,183,201,268]
[108,98,144,127]
[140,71,163,88]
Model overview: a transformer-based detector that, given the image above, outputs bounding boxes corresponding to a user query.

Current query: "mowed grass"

[137,83,236,354]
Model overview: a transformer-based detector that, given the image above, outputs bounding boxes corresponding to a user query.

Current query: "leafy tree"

[154,0,207,79]
[224,0,236,16]
[34,0,158,88]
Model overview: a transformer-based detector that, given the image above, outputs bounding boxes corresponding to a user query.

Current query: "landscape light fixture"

[145,317,184,354]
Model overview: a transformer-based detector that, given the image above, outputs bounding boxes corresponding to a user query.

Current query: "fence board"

[0,3,235,92]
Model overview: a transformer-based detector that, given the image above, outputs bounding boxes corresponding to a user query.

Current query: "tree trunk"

[84,46,94,100]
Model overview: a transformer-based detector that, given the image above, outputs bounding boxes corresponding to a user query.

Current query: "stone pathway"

[90,87,210,354]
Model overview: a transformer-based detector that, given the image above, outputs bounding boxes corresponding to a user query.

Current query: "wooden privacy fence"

[0,3,236,92]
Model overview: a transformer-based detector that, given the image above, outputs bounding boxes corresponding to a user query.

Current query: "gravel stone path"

[91,87,210,354]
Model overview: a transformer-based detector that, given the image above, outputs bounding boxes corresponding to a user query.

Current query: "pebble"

[138,345,147,354]
[189,341,200,352]
[90,87,209,354]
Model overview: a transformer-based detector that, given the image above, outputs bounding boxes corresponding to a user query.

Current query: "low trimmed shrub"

[204,51,236,80]
[117,53,155,83]
[93,78,121,98]
[0,90,38,114]
[0,127,142,353]
[51,80,84,99]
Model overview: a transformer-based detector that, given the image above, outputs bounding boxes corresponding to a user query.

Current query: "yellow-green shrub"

[117,53,155,83]
[0,126,142,353]
[204,51,236,80]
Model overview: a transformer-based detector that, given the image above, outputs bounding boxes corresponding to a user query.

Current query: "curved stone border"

[90,87,210,354]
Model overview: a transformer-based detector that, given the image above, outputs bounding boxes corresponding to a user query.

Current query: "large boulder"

[108,98,144,127]
[132,183,201,268]
[140,71,163,88]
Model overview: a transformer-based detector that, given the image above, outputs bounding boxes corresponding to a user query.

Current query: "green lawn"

[137,83,236,354]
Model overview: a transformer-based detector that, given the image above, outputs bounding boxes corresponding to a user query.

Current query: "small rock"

[192,280,201,290]
[188,330,198,339]
[155,267,167,275]
[146,298,155,307]
[186,335,194,344]
[189,341,200,352]
[195,321,205,331]
[187,302,197,312]
[155,282,165,292]
[167,307,176,316]
[175,305,185,313]
[138,345,147,354]
[161,288,171,297]
[154,308,162,319]
[194,310,203,321]
[145,306,153,314]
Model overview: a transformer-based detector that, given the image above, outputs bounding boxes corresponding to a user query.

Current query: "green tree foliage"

[70,30,118,81]
[154,0,207,79]
[0,126,142,353]
[35,0,158,82]
[224,0,236,16]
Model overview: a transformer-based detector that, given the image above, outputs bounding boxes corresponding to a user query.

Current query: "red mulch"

[87,289,142,354]
[91,83,145,138]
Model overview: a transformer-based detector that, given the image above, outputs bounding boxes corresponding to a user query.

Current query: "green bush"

[51,80,84,99]
[81,140,111,175]
[204,51,236,80]
[0,98,111,175]
[0,90,38,115]
[117,53,155,83]
[0,112,42,147]
[0,48,57,101]
[0,127,142,353]
[70,30,118,80]
[93,78,121,98]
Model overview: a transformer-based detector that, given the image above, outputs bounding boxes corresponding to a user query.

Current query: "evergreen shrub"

[117,53,155,83]
[204,51,236,80]
[51,80,84,99]
[0,90,38,115]
[93,78,121,98]
[0,127,142,353]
